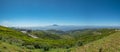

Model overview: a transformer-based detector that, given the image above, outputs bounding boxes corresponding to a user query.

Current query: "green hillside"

[0,41,29,52]
[0,26,30,52]
[0,25,118,52]
[0,26,75,52]
[71,31,120,52]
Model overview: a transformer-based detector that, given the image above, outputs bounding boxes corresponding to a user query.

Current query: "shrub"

[26,45,34,49]
[34,44,41,49]
[3,46,7,49]
[77,41,83,46]
[67,49,71,52]
[43,47,49,51]
[99,48,102,52]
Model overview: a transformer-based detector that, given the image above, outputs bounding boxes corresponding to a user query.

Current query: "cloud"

[0,21,13,27]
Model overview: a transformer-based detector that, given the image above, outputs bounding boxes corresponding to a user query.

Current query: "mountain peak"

[52,24,59,26]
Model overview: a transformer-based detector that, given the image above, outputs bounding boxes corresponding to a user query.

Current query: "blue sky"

[0,0,120,27]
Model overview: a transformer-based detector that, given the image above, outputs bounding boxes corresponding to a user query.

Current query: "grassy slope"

[0,26,30,52]
[71,31,120,52]
[0,41,29,52]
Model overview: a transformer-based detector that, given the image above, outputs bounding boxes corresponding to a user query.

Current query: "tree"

[77,41,83,46]
[27,30,32,33]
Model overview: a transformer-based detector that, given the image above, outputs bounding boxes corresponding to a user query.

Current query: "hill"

[71,31,120,52]
[0,26,76,52]
[0,25,118,52]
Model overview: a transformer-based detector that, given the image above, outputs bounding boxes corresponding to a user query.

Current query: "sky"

[0,0,120,27]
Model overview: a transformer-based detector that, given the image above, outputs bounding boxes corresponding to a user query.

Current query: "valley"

[0,25,119,52]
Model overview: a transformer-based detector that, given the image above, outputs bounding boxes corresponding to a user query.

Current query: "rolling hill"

[0,26,30,52]
[16,25,120,31]
[71,31,120,52]
[0,25,119,52]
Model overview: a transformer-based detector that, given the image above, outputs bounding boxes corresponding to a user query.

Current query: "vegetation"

[0,25,118,52]
[71,31,120,52]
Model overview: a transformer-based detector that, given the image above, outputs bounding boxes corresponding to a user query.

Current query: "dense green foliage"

[0,26,117,52]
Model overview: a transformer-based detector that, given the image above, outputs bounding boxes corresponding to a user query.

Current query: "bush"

[26,45,34,49]
[34,44,41,49]
[77,41,83,46]
[99,48,102,52]
[3,46,7,49]
[67,49,71,52]
[43,47,49,51]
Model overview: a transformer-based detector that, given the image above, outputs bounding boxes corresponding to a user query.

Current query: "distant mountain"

[15,25,120,31]
[52,24,59,26]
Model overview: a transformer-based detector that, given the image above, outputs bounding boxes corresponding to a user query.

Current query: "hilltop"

[71,31,120,52]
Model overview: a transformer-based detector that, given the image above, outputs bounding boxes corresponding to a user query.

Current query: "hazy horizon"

[0,0,120,27]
